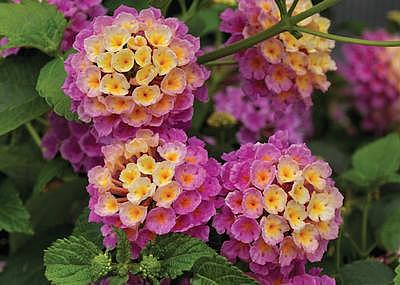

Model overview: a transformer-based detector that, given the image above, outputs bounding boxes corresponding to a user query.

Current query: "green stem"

[343,232,363,257]
[288,0,299,16]
[35,117,49,127]
[361,193,372,255]
[296,26,400,47]
[197,0,341,63]
[335,228,342,270]
[25,122,41,148]
[205,59,237,67]
[178,0,187,13]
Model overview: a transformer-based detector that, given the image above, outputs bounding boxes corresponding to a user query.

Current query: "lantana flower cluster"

[48,0,107,51]
[342,30,400,133]
[63,6,210,140]
[0,0,106,57]
[213,132,343,273]
[42,112,103,173]
[87,129,221,253]
[220,0,336,106]
[214,86,313,144]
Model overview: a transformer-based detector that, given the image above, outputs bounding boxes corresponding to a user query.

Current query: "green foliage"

[0,179,32,234]
[342,133,400,189]
[32,158,70,196]
[36,56,78,120]
[72,209,102,248]
[141,233,216,279]
[0,53,50,136]
[148,0,173,15]
[339,259,394,285]
[116,228,132,264]
[0,0,67,55]
[44,235,110,285]
[394,263,400,285]
[191,255,258,285]
[186,5,224,36]
[379,207,400,252]
[108,275,129,285]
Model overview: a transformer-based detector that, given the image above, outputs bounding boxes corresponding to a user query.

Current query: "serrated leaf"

[108,275,129,285]
[394,263,400,285]
[142,233,216,279]
[339,260,394,285]
[32,158,69,196]
[0,179,32,234]
[380,207,400,252]
[115,228,132,264]
[0,53,50,135]
[147,0,172,15]
[0,0,67,55]
[36,56,78,120]
[191,255,258,285]
[352,133,400,185]
[72,208,102,248]
[44,235,103,285]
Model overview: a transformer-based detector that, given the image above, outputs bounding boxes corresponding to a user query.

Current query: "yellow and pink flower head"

[220,0,336,107]
[64,6,210,139]
[87,128,221,253]
[213,131,343,272]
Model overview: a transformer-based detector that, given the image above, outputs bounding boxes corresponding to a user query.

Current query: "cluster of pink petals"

[214,86,313,144]
[63,6,210,140]
[48,0,107,51]
[220,0,336,107]
[342,30,400,133]
[41,112,103,173]
[213,131,343,274]
[87,128,221,255]
[0,0,106,57]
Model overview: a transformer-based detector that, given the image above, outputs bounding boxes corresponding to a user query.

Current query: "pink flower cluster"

[0,0,106,57]
[63,5,209,140]
[342,30,400,133]
[41,112,103,173]
[213,132,343,274]
[249,260,335,285]
[87,128,221,254]
[220,0,336,107]
[48,0,107,51]
[214,86,313,144]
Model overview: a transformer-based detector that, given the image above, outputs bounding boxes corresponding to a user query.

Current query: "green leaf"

[0,226,70,285]
[32,158,70,196]
[394,263,400,285]
[142,233,216,279]
[186,6,222,36]
[339,260,394,285]
[340,169,370,187]
[36,56,78,120]
[44,235,108,285]
[352,133,400,185]
[147,0,172,15]
[380,207,400,252]
[0,0,67,55]
[0,53,50,135]
[108,275,129,285]
[191,255,258,285]
[72,208,102,248]
[0,179,32,234]
[115,228,132,264]
[103,0,149,13]
[0,143,44,185]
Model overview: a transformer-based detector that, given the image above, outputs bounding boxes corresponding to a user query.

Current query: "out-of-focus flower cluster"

[213,132,343,274]
[342,30,400,133]
[213,86,313,144]
[48,0,107,51]
[0,0,106,57]
[63,6,210,140]
[42,112,103,173]
[220,0,336,107]
[87,129,221,255]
